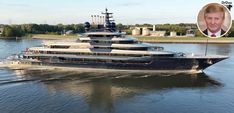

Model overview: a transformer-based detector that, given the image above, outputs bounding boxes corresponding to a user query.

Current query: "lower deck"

[18,56,227,72]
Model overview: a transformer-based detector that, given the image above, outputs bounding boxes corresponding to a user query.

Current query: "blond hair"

[204,3,225,19]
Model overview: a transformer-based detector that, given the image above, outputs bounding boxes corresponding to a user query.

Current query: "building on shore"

[142,28,150,36]
[0,28,4,35]
[150,31,166,37]
[132,27,141,36]
[65,30,74,35]
[170,32,177,37]
[132,25,166,37]
[186,29,195,37]
[131,25,197,37]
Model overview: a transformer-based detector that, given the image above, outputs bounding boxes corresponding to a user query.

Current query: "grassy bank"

[135,36,234,44]
[12,34,234,44]
[31,34,79,40]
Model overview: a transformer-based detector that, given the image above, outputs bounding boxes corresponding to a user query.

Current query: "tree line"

[1,21,233,37]
[0,24,85,37]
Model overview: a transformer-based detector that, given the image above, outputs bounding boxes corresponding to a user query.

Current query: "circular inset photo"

[197,3,232,38]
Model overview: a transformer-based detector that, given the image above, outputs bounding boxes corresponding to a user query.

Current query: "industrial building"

[132,25,195,37]
[132,25,167,37]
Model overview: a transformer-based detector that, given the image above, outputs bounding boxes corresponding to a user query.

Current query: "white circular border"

[196,2,232,38]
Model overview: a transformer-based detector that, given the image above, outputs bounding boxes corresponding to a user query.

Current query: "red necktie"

[211,34,216,37]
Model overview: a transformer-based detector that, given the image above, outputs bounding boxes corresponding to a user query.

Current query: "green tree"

[116,23,124,30]
[2,26,24,37]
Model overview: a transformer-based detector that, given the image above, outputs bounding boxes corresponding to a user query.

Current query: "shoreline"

[31,34,78,40]
[31,34,234,44]
[141,40,234,44]
[2,34,234,44]
[135,36,234,44]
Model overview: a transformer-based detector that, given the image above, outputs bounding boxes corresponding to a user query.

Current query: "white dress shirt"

[208,29,221,38]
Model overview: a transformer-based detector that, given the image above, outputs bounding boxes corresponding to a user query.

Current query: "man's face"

[204,12,224,33]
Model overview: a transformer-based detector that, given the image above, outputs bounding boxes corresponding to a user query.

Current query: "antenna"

[101,8,115,31]
[97,15,99,25]
[94,15,97,25]
[99,16,102,25]
[91,15,94,25]
[87,9,116,32]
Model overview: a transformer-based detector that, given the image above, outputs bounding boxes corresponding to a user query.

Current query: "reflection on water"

[1,69,221,113]
[198,44,233,55]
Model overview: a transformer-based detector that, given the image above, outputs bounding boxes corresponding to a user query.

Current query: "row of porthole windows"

[28,56,151,64]
[29,50,149,57]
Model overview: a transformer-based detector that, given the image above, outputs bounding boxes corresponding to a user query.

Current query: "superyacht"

[13,9,228,73]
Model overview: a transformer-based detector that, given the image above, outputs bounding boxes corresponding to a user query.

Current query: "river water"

[0,39,234,113]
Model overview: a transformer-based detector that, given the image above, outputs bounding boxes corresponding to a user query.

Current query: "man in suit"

[203,4,226,37]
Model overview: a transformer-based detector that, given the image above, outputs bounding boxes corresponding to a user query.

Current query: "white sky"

[0,0,233,25]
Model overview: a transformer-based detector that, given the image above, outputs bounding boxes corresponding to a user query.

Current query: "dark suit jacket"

[203,29,226,36]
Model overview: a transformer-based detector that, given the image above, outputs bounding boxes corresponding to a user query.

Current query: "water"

[0,39,234,113]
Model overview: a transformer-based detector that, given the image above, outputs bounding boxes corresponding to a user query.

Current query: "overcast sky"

[0,0,233,25]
